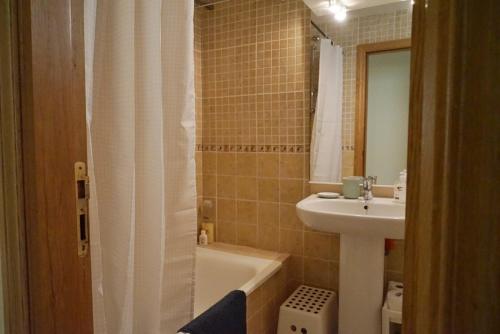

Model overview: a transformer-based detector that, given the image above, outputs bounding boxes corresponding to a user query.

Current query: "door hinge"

[74,162,90,257]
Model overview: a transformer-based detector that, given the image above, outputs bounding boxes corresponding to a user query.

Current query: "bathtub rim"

[196,243,289,295]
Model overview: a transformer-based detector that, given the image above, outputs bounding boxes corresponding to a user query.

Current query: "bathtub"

[194,245,283,316]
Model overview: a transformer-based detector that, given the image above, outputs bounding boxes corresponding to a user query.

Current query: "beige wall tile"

[237,153,257,176]
[247,312,262,334]
[304,153,310,177]
[202,175,216,197]
[257,225,279,252]
[304,232,335,260]
[257,153,279,178]
[217,222,236,244]
[236,176,258,200]
[279,229,303,256]
[279,179,304,203]
[279,203,303,231]
[246,287,262,320]
[287,255,304,282]
[236,200,257,225]
[274,268,288,305]
[196,174,203,195]
[203,152,217,174]
[237,223,257,247]
[261,274,278,305]
[217,198,236,222]
[196,151,203,175]
[258,178,279,202]
[304,257,330,289]
[217,153,236,175]
[280,154,305,179]
[261,299,279,334]
[258,202,279,227]
[217,175,235,198]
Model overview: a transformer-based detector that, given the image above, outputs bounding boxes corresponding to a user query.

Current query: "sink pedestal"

[338,234,385,334]
[296,195,405,334]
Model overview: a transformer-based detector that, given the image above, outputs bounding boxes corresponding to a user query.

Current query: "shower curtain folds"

[84,1,197,333]
[310,39,343,183]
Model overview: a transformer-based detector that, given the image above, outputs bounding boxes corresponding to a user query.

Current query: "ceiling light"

[329,1,342,14]
[334,5,347,21]
[329,0,347,21]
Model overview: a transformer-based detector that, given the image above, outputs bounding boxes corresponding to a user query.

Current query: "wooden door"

[17,0,93,332]
[404,0,499,333]
[0,1,30,333]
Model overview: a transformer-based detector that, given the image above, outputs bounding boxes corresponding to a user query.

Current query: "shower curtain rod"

[311,20,335,46]
[311,21,329,39]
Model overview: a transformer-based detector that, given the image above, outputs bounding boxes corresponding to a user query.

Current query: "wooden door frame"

[354,38,411,176]
[1,0,93,332]
[18,0,93,331]
[404,0,499,332]
[0,0,30,332]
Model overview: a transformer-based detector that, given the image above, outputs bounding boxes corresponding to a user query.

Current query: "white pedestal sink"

[296,195,405,334]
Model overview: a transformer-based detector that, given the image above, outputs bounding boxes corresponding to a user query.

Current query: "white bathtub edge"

[239,259,282,295]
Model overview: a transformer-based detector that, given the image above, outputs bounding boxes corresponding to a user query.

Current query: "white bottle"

[398,170,407,203]
[199,230,208,246]
[393,179,400,201]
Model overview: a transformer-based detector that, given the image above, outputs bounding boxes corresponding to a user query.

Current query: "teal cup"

[342,176,363,199]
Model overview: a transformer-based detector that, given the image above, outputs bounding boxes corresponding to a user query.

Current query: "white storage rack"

[382,281,403,334]
[277,285,337,334]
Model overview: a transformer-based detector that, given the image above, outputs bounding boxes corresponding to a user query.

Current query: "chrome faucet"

[362,176,377,201]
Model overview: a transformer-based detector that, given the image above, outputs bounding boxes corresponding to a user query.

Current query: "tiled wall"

[199,0,311,148]
[195,1,410,294]
[318,8,412,176]
[196,0,318,293]
[247,257,290,334]
[195,10,204,225]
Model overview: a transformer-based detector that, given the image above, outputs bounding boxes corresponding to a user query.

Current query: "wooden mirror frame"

[354,38,412,177]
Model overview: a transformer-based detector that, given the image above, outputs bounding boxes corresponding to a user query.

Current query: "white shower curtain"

[84,1,197,334]
[310,39,343,183]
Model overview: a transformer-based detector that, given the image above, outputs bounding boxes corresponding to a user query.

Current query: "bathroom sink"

[296,194,406,334]
[296,194,405,239]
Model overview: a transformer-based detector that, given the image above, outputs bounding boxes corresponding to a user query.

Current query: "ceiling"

[303,0,410,17]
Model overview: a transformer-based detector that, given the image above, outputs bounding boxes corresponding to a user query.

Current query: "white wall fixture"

[329,0,348,21]
[303,0,411,18]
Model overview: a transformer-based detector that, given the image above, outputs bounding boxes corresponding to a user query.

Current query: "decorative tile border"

[196,144,310,153]
[196,144,355,153]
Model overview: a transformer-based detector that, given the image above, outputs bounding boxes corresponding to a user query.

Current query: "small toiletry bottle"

[398,170,407,203]
[201,222,215,244]
[199,230,208,246]
[393,179,400,201]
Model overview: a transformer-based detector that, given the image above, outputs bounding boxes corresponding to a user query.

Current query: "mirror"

[309,15,412,186]
[354,40,411,185]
